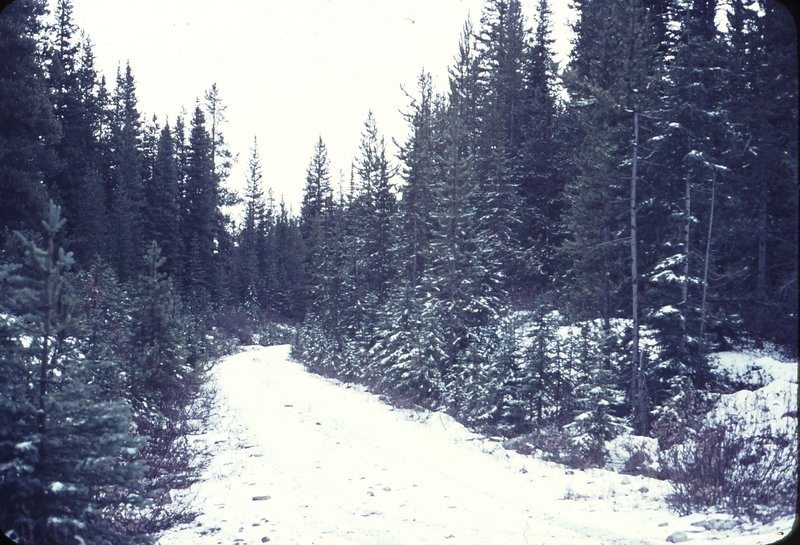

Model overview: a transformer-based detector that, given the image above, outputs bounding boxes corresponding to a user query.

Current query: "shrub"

[512,425,596,469]
[660,412,798,523]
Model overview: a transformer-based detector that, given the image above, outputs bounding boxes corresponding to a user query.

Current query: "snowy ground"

[157,345,795,545]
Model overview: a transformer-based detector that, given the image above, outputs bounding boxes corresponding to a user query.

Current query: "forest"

[0,0,797,543]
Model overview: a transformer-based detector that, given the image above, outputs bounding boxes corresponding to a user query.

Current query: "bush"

[660,412,798,523]
[509,425,597,469]
[606,435,661,478]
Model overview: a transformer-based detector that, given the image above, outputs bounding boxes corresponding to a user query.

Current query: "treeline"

[292,0,797,444]
[0,0,272,543]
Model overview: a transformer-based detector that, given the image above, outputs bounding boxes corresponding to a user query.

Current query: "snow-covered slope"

[157,345,794,545]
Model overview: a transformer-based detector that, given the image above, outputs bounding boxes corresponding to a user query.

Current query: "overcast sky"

[53,0,575,217]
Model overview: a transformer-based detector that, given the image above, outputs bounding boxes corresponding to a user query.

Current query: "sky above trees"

[53,0,575,213]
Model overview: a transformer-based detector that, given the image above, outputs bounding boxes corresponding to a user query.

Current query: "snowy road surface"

[157,345,794,545]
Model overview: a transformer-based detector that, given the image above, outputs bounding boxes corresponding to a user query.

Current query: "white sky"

[54,0,575,217]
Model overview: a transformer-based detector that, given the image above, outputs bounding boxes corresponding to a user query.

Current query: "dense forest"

[0,0,797,543]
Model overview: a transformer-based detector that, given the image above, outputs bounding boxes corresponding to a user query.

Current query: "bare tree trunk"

[700,172,716,343]
[755,176,768,346]
[39,231,54,434]
[630,103,647,435]
[680,169,691,354]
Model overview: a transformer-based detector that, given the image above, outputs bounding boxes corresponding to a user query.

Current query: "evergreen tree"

[562,0,661,434]
[644,0,729,401]
[474,0,527,287]
[497,307,561,434]
[723,0,798,350]
[299,137,333,241]
[424,36,505,412]
[67,37,109,261]
[517,0,567,293]
[236,138,268,308]
[144,122,183,278]
[126,241,205,534]
[0,203,149,545]
[181,105,217,303]
[299,137,334,316]
[395,72,437,295]
[203,83,234,190]
[108,63,145,281]
[370,73,442,404]
[0,0,60,234]
[270,201,307,321]
[352,112,397,330]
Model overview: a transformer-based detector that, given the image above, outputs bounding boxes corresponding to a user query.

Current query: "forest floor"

[156,345,796,545]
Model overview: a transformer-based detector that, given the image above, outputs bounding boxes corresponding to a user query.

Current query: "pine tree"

[562,0,661,434]
[126,241,205,534]
[299,136,334,316]
[1,202,149,545]
[473,0,527,287]
[108,63,145,281]
[181,105,217,303]
[353,112,397,326]
[517,0,567,293]
[144,122,183,278]
[723,0,798,350]
[0,0,60,234]
[236,138,267,308]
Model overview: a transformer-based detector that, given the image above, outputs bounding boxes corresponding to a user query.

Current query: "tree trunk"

[680,169,691,354]
[39,231,54,434]
[630,104,647,435]
[700,172,716,343]
[755,176,767,345]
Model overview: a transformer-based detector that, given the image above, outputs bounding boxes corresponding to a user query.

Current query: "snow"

[157,345,795,545]
[708,350,797,440]
[711,350,798,389]
[14,441,36,452]
[49,481,78,494]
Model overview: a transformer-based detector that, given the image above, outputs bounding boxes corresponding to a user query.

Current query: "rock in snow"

[666,531,689,543]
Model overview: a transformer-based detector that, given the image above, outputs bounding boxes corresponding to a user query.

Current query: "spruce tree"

[270,201,307,321]
[203,83,234,191]
[299,137,334,316]
[67,37,109,262]
[144,122,183,278]
[723,0,798,350]
[423,35,505,412]
[126,241,205,534]
[0,0,60,234]
[474,0,527,287]
[517,0,567,293]
[108,63,145,281]
[1,203,149,545]
[182,105,217,303]
[351,112,397,336]
[562,0,661,434]
[236,138,268,308]
[644,0,729,401]
[371,73,442,404]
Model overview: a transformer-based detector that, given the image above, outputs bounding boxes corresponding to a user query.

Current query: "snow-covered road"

[157,345,793,545]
